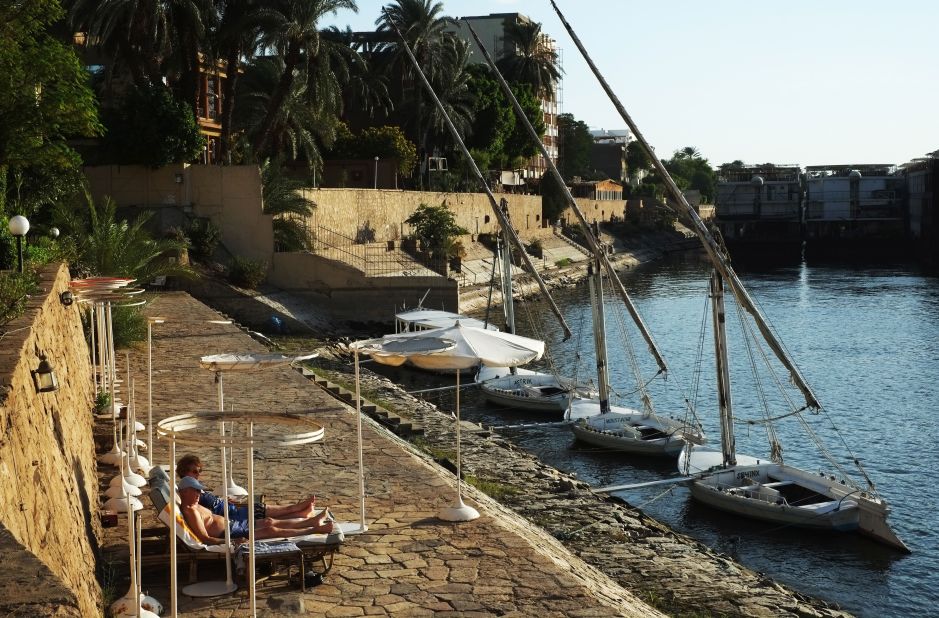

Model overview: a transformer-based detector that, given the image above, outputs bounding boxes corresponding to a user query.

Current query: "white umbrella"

[198,352,318,496]
[354,322,544,521]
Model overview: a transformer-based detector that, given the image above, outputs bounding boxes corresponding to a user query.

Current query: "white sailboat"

[678,271,909,551]
[478,233,598,414]
[567,257,704,456]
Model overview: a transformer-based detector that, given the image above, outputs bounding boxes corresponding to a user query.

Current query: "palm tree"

[375,0,453,184]
[68,0,214,112]
[415,37,473,151]
[261,159,314,251]
[234,56,339,168]
[212,0,267,162]
[55,191,193,282]
[496,19,561,99]
[674,146,702,161]
[251,0,358,157]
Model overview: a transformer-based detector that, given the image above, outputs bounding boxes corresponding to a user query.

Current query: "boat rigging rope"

[608,281,654,413]
[732,298,782,462]
[732,302,863,489]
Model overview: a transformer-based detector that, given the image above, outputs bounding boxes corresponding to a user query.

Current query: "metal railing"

[307,224,447,278]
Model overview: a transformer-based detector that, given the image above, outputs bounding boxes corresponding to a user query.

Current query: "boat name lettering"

[736,470,759,480]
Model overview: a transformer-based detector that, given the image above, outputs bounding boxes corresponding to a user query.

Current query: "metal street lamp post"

[374,156,379,189]
[8,215,30,273]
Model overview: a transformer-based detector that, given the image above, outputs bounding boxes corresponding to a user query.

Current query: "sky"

[323,0,939,167]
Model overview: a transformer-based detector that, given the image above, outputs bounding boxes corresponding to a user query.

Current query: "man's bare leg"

[265,495,316,519]
[253,521,336,540]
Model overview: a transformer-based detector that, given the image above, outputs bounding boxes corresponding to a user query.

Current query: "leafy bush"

[188,218,220,260]
[526,238,544,258]
[111,305,147,348]
[405,202,468,260]
[329,124,417,176]
[0,270,38,327]
[228,256,267,289]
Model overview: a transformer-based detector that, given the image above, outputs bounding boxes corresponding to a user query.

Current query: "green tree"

[329,125,417,175]
[261,158,315,252]
[663,146,717,202]
[212,0,267,162]
[251,0,358,156]
[100,84,205,166]
[496,19,561,99]
[54,191,194,282]
[0,0,101,211]
[375,0,455,183]
[465,66,543,171]
[405,202,467,260]
[466,65,513,170]
[234,55,340,170]
[68,0,215,109]
[557,113,592,180]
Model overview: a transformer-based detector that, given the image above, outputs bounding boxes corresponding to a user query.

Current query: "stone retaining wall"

[0,264,101,617]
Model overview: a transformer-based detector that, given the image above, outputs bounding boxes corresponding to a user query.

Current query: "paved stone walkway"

[100,292,659,617]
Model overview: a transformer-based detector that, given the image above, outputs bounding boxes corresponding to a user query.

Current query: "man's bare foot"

[299,494,316,517]
[312,507,329,527]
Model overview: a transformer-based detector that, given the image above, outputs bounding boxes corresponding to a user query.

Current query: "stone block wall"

[303,188,547,242]
[0,264,101,617]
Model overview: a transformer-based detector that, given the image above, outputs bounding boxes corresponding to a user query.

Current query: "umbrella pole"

[354,348,367,532]
[248,421,257,617]
[181,417,237,597]
[169,437,177,617]
[437,369,479,522]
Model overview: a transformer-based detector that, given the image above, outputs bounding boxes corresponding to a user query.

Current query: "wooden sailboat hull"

[571,402,703,457]
[680,446,909,550]
[481,371,598,413]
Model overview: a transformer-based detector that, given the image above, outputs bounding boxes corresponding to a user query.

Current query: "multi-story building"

[589,129,631,182]
[803,164,906,252]
[451,13,560,179]
[714,164,803,254]
[901,151,938,265]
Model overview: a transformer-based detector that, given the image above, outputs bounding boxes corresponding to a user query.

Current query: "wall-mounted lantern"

[33,354,59,393]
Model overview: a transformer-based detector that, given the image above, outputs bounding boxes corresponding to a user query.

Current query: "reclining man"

[176,454,316,520]
[178,476,339,544]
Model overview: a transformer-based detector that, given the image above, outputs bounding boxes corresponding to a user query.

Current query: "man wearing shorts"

[178,476,340,543]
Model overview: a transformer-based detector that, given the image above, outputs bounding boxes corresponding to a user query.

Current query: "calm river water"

[430,253,936,617]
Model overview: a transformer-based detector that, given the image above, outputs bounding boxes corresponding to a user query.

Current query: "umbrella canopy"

[395,309,498,332]
[352,337,457,367]
[199,352,318,372]
[359,322,544,370]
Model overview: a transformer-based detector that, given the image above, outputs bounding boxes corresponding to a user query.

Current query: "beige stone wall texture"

[269,252,458,319]
[302,188,547,241]
[83,164,274,263]
[0,264,101,617]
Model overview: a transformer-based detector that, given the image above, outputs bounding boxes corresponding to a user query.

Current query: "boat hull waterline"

[481,371,599,414]
[679,446,909,551]
[571,400,705,457]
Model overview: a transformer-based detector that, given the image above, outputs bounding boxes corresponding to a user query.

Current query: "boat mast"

[588,257,611,413]
[386,16,571,340]
[462,21,670,378]
[710,271,736,466]
[549,0,820,411]
[499,200,517,336]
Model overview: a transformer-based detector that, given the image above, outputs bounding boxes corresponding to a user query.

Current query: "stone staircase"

[295,366,425,438]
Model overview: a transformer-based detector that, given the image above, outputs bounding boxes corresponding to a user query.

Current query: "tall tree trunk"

[218,47,241,164]
[252,43,301,158]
